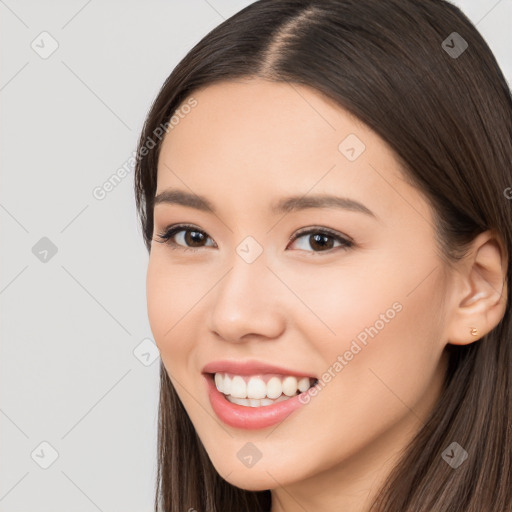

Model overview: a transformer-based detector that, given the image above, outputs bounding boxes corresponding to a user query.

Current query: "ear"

[445,230,508,346]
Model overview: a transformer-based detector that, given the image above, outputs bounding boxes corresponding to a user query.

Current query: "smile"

[204,372,320,429]
[214,372,318,407]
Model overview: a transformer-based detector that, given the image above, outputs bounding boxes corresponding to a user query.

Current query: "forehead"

[156,79,430,224]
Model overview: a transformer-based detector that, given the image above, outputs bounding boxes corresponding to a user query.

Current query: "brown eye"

[154,224,216,251]
[288,228,353,253]
[183,230,207,247]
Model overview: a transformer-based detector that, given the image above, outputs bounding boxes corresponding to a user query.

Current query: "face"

[146,78,451,497]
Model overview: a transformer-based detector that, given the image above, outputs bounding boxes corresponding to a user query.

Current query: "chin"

[222,473,274,492]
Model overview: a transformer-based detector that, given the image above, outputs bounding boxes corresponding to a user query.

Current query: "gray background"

[1,1,510,511]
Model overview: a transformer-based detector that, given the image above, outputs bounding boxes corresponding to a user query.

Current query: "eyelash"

[153,223,354,255]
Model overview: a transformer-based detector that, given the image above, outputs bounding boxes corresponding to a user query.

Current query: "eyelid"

[153,223,216,251]
[286,226,353,253]
[288,225,353,244]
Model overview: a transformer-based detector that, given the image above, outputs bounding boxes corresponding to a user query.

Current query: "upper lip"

[202,359,316,378]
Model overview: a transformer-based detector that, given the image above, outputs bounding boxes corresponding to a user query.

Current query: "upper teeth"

[214,372,315,399]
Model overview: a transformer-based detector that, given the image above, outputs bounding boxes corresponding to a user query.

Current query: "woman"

[134,0,512,510]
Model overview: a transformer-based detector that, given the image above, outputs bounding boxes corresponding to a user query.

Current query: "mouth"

[208,372,319,407]
[203,371,319,430]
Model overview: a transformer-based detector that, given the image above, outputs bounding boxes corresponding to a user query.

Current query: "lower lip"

[204,373,317,430]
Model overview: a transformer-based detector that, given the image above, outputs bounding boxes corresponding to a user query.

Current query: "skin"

[146,78,507,512]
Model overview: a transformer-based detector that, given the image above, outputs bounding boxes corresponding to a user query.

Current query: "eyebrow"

[154,188,377,218]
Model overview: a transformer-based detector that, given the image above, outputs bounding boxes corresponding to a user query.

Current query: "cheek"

[145,252,191,355]
[146,255,169,342]
[285,252,446,398]
[146,251,213,379]
[280,258,404,345]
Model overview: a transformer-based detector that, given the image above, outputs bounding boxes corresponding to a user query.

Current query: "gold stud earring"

[470,327,478,336]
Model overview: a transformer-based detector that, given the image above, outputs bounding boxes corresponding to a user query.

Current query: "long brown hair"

[134,1,512,510]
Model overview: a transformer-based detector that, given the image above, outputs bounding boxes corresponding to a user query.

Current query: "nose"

[207,251,286,343]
